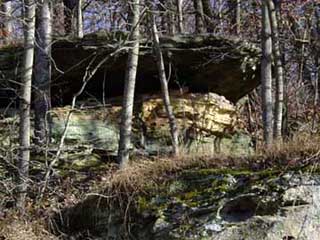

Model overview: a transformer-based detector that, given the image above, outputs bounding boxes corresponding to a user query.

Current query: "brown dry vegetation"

[106,134,320,195]
[1,133,320,239]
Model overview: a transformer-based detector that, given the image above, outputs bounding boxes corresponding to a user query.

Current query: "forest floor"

[0,134,320,239]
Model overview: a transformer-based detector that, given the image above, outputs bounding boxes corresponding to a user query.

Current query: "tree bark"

[267,0,284,140]
[315,5,320,103]
[193,0,205,33]
[176,0,184,33]
[17,0,36,211]
[261,0,273,146]
[149,6,180,156]
[76,0,83,38]
[201,0,213,32]
[117,0,140,168]
[228,0,241,35]
[236,0,241,35]
[34,0,52,145]
[0,0,13,44]
[167,0,176,35]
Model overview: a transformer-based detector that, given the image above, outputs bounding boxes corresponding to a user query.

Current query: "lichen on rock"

[49,92,252,158]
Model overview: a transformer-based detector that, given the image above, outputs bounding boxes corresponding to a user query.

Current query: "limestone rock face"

[141,93,236,136]
[51,105,121,152]
[50,92,251,157]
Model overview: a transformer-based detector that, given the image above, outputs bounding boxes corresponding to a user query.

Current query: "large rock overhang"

[0,32,260,105]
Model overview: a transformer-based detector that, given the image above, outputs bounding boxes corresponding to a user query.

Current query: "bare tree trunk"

[149,6,180,156]
[167,0,176,35]
[117,0,140,168]
[201,0,213,32]
[261,0,273,146]
[236,0,241,35]
[315,5,320,103]
[0,0,13,44]
[267,0,283,140]
[176,0,184,33]
[34,0,52,145]
[228,0,241,35]
[157,0,166,34]
[193,0,205,33]
[312,56,319,132]
[314,57,319,105]
[76,0,83,38]
[17,0,36,211]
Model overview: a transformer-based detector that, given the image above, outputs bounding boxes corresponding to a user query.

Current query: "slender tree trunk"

[149,6,180,156]
[63,0,77,35]
[76,0,83,38]
[267,0,283,140]
[157,0,166,34]
[0,1,13,44]
[176,0,184,33]
[312,56,319,131]
[201,0,213,32]
[34,0,52,145]
[315,5,320,102]
[167,0,176,35]
[117,0,140,168]
[314,57,319,105]
[261,0,273,146]
[236,0,241,35]
[228,0,241,35]
[193,0,205,33]
[17,0,36,211]
[217,0,224,31]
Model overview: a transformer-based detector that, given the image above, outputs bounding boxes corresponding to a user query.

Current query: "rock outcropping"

[0,33,260,104]
[51,92,252,161]
[53,169,320,240]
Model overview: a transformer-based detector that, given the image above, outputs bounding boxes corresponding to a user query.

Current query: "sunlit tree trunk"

[261,0,273,146]
[176,0,184,33]
[76,0,83,38]
[149,5,180,156]
[34,0,52,145]
[267,0,283,140]
[118,0,140,168]
[193,0,205,33]
[17,0,36,211]
[0,0,13,44]
[235,0,241,35]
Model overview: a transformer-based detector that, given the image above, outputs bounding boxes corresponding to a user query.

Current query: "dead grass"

[256,133,320,166]
[104,133,320,196]
[2,133,320,239]
[0,214,57,240]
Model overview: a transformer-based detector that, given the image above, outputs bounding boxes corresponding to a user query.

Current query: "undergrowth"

[106,133,320,195]
[1,133,320,239]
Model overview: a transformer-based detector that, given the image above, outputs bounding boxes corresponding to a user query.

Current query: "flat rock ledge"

[52,169,320,240]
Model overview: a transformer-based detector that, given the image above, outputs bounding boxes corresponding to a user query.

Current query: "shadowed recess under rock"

[0,32,260,106]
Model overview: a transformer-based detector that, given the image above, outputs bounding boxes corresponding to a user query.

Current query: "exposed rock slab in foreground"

[0,32,260,104]
[53,170,320,240]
